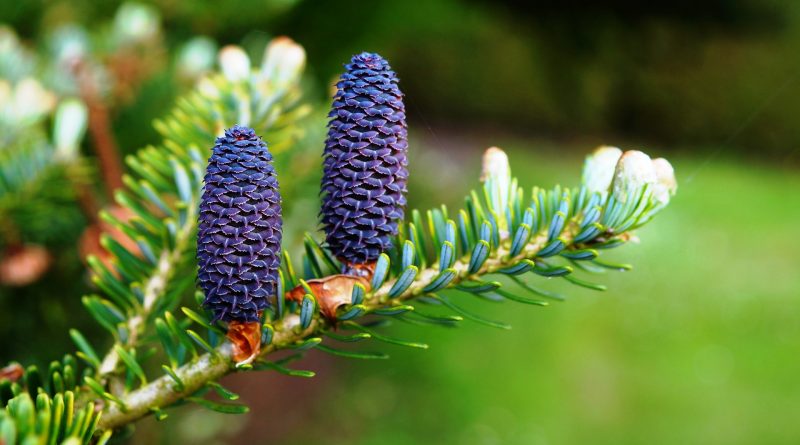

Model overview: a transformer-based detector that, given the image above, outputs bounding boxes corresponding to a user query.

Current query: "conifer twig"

[98,221,575,430]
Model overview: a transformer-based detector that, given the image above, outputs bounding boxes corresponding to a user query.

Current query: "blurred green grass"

[262,142,800,445]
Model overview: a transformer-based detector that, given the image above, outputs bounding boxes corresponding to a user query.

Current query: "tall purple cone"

[321,52,408,267]
[197,125,282,323]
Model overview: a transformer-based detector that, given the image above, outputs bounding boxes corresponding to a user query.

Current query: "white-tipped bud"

[261,37,306,85]
[13,78,56,125]
[481,147,512,234]
[53,98,88,161]
[218,45,250,82]
[50,25,89,66]
[582,145,622,195]
[0,27,34,83]
[612,150,657,204]
[652,158,677,205]
[481,146,511,184]
[177,37,217,80]
[0,26,20,54]
[113,2,160,44]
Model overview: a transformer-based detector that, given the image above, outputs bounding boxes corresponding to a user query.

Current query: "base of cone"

[286,274,371,320]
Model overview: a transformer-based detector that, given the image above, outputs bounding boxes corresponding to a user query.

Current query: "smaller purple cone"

[197,125,282,323]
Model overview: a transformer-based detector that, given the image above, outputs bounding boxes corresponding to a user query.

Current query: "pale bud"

[612,150,657,204]
[261,37,306,85]
[581,145,622,195]
[218,45,250,82]
[481,147,512,234]
[481,147,510,183]
[177,37,217,80]
[53,99,88,161]
[50,25,89,66]
[652,158,677,205]
[13,78,56,125]
[0,26,20,56]
[113,2,160,44]
[0,28,34,82]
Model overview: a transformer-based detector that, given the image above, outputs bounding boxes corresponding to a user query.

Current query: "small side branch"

[100,344,234,430]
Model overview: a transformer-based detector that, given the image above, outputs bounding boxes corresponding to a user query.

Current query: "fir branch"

[98,211,583,429]
[97,138,676,433]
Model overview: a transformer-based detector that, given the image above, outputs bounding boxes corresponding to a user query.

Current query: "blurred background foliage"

[5,0,800,156]
[1,0,798,443]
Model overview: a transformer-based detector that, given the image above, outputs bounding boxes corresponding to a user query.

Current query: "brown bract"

[0,363,23,383]
[286,275,371,320]
[346,261,376,278]
[0,245,51,286]
[227,320,262,365]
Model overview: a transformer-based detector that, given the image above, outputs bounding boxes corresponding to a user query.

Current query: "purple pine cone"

[197,125,282,323]
[321,52,408,266]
